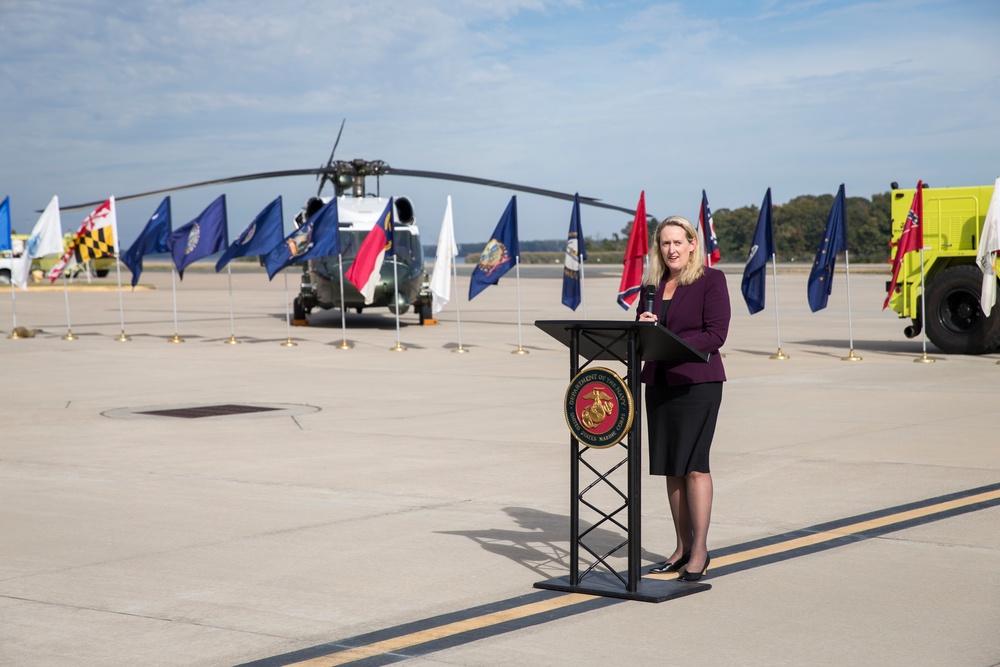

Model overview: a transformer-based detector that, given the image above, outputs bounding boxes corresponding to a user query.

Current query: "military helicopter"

[61,127,641,325]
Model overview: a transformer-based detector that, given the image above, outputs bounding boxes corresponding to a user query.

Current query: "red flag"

[883,180,924,310]
[346,198,394,304]
[617,191,648,309]
[699,190,721,267]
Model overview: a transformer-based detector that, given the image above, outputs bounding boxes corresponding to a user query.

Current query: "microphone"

[644,285,656,320]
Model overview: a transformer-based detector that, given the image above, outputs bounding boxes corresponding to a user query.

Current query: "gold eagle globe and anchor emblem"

[564,367,634,449]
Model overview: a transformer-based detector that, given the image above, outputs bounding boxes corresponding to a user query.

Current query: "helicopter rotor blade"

[316,118,347,196]
[59,161,643,218]
[385,167,640,217]
[59,168,329,211]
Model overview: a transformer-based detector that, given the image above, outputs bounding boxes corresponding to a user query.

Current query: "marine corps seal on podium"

[564,367,634,449]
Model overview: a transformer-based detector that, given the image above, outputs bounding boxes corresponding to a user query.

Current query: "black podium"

[533,320,711,602]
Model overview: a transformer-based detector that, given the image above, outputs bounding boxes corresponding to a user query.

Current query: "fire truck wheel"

[924,265,1000,354]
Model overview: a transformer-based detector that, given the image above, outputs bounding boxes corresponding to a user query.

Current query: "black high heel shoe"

[677,553,711,582]
[649,551,690,574]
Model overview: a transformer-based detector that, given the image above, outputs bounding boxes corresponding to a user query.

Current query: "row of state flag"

[0,193,393,304]
[6,180,999,322]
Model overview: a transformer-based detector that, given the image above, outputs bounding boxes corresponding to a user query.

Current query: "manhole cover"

[136,404,281,419]
[103,402,320,420]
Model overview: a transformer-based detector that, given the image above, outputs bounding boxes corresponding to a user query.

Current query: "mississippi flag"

[699,190,720,266]
[617,191,648,309]
[346,198,394,304]
[883,181,923,310]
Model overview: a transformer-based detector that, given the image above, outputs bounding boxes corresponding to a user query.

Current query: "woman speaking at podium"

[636,216,730,582]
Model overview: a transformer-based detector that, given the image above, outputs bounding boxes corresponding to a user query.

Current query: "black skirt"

[645,381,722,476]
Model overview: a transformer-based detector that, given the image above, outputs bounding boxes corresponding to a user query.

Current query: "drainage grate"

[136,404,282,419]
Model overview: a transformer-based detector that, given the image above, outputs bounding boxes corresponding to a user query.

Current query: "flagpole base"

[168,333,184,344]
[115,330,132,342]
[512,345,529,355]
[842,349,862,362]
[62,330,77,341]
[336,339,353,350]
[914,352,936,363]
[7,329,21,339]
[390,342,407,352]
[224,335,241,345]
[452,344,469,354]
[280,338,298,347]
[769,348,789,360]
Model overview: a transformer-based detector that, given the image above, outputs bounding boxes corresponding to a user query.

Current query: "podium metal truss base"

[534,572,710,603]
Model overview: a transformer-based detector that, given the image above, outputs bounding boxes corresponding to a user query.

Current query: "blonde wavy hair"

[643,216,705,287]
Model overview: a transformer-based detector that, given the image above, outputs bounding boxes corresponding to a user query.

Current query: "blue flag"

[0,197,10,253]
[807,184,848,312]
[167,195,228,279]
[741,187,775,314]
[264,196,340,280]
[469,196,519,300]
[216,196,284,271]
[121,197,172,287]
[561,193,586,310]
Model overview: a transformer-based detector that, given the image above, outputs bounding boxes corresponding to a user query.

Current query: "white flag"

[12,195,63,289]
[977,178,1000,316]
[430,196,458,314]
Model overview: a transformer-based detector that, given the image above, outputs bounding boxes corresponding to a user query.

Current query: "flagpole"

[390,259,405,352]
[842,250,861,361]
[580,260,587,320]
[114,257,130,341]
[7,276,20,338]
[224,264,240,344]
[280,272,297,347]
[451,254,466,353]
[169,266,184,343]
[336,254,352,349]
[915,247,936,363]
[512,259,528,355]
[61,274,77,340]
[769,254,789,360]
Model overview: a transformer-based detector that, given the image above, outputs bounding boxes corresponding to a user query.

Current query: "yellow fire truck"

[885,182,998,354]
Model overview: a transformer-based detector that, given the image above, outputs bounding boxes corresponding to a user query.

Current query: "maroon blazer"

[635,267,731,386]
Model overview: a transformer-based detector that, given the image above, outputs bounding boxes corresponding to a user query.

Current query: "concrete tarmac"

[1,265,998,666]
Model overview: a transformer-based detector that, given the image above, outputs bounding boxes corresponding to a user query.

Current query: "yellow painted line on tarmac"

[286,593,593,667]
[253,485,1000,666]
[714,486,1000,569]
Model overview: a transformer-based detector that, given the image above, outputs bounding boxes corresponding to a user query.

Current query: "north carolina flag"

[48,197,119,283]
[699,190,720,267]
[617,191,648,310]
[883,181,923,310]
[345,198,394,304]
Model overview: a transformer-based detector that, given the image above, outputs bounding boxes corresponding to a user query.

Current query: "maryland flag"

[48,197,118,282]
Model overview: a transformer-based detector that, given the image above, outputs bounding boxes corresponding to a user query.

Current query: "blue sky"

[1,0,997,247]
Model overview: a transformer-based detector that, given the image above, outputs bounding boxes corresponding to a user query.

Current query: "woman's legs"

[665,475,692,562]
[665,471,713,569]
[684,470,713,572]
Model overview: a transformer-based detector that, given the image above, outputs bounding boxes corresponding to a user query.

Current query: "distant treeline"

[590,191,893,264]
[438,191,894,265]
